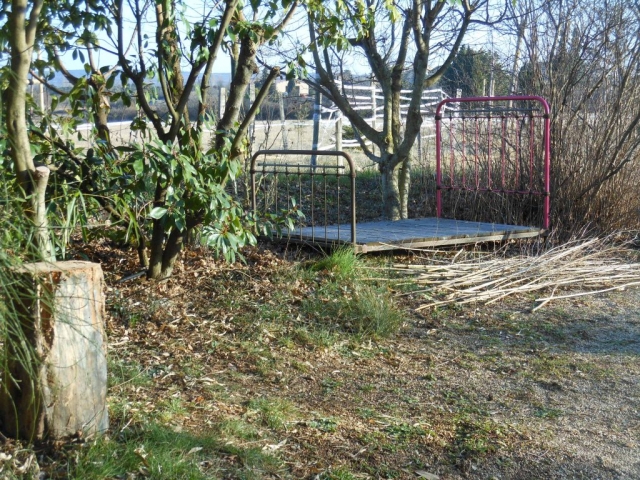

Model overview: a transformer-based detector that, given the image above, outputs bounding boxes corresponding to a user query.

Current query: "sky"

[54,0,515,84]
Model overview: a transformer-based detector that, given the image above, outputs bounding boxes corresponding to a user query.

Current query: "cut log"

[0,261,108,440]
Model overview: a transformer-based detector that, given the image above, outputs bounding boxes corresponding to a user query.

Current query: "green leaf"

[174,216,186,232]
[106,73,116,90]
[149,207,168,219]
[226,26,236,42]
[132,158,145,175]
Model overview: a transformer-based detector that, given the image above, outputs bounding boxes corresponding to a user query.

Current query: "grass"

[157,397,188,423]
[526,353,612,381]
[320,377,342,394]
[245,397,297,430]
[69,422,284,479]
[290,325,340,348]
[320,467,359,479]
[302,249,405,338]
[13,239,638,480]
[311,247,361,278]
[450,417,507,459]
[533,405,564,420]
[211,247,404,349]
[72,366,288,480]
[308,417,339,432]
[383,422,429,441]
[61,248,406,478]
[69,424,221,479]
[208,249,402,350]
[215,418,261,441]
[108,357,153,389]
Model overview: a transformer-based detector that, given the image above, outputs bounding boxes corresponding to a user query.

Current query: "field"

[75,119,437,171]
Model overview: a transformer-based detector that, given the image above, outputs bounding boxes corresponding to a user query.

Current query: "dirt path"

[400,290,640,479]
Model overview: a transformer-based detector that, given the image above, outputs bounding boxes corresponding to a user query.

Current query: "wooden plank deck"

[286,217,545,253]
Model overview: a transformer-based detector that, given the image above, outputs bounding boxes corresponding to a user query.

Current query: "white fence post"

[311,75,322,166]
[249,81,256,144]
[279,91,288,150]
[335,113,343,166]
[219,87,226,120]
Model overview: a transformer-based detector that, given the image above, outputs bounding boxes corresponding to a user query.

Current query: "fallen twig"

[396,236,640,311]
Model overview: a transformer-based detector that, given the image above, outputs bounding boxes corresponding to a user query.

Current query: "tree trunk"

[147,181,169,279]
[215,34,258,151]
[137,236,149,269]
[148,231,165,279]
[381,163,402,221]
[160,227,185,279]
[0,261,108,440]
[398,155,411,219]
[7,0,52,261]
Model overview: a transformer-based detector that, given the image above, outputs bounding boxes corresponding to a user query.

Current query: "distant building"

[285,80,308,97]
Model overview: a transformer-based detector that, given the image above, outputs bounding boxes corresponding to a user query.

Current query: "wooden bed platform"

[287,217,545,253]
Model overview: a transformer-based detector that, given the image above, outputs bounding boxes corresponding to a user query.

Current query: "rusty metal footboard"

[250,150,357,247]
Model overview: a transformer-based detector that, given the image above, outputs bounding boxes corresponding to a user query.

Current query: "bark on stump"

[0,261,108,440]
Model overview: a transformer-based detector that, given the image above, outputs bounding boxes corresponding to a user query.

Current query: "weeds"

[320,377,341,393]
[533,406,564,420]
[347,286,404,337]
[450,417,506,459]
[320,467,359,480]
[245,397,297,430]
[308,417,338,432]
[311,247,361,278]
[70,423,222,479]
[303,249,405,338]
[383,422,428,442]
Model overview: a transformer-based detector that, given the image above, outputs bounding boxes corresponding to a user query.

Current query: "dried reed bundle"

[392,237,640,311]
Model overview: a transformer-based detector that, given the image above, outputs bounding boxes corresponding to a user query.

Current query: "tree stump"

[0,261,108,440]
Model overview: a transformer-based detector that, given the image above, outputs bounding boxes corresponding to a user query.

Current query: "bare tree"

[513,0,640,234]
[306,0,506,220]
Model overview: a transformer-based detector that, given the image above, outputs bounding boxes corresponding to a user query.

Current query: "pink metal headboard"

[435,95,551,230]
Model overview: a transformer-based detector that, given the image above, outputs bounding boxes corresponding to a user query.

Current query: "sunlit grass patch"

[245,397,298,430]
[319,466,359,480]
[526,353,612,381]
[70,423,222,479]
[345,286,404,337]
[302,274,404,339]
[311,247,361,278]
[71,421,285,479]
[449,416,508,459]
